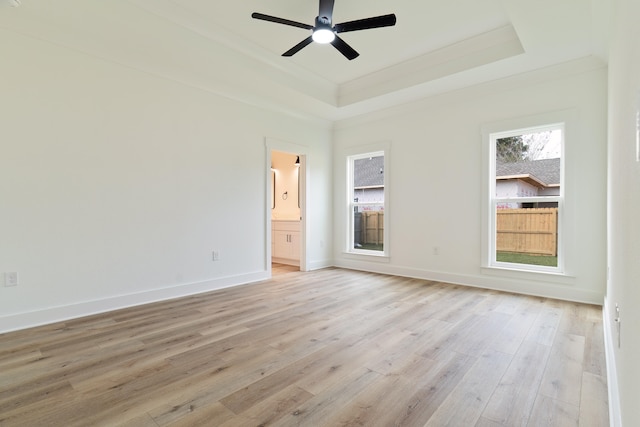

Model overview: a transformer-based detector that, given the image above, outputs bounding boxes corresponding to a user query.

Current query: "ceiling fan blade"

[334,14,397,33]
[331,35,359,60]
[283,36,314,57]
[251,12,313,30]
[318,0,335,22]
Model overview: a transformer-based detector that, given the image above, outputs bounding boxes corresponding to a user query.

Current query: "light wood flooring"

[271,263,300,276]
[0,268,609,426]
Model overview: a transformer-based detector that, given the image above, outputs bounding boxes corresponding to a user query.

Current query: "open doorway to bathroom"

[270,149,303,274]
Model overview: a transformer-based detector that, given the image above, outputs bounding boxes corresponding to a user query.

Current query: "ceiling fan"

[251,0,396,60]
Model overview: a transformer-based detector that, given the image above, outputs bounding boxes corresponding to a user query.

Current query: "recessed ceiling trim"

[338,25,524,107]
[0,1,602,124]
[334,55,606,130]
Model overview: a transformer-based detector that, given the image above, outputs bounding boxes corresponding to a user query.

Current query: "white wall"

[606,0,640,424]
[333,63,607,304]
[0,29,333,332]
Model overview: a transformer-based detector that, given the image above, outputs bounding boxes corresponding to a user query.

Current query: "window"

[488,124,564,272]
[347,151,388,256]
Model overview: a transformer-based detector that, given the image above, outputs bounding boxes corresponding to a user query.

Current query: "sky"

[524,129,561,160]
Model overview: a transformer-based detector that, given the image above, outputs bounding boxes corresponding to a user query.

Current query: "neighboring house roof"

[496,158,560,188]
[354,156,384,188]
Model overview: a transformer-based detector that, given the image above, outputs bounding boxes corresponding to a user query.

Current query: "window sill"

[481,265,576,285]
[342,251,390,263]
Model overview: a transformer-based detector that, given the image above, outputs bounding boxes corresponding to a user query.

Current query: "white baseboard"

[307,259,333,271]
[333,259,603,304]
[0,271,269,334]
[603,296,622,427]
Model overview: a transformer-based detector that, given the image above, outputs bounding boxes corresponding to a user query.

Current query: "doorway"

[266,140,307,275]
[271,150,301,271]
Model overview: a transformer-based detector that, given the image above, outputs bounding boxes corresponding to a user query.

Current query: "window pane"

[496,130,561,199]
[495,203,558,267]
[353,155,384,202]
[351,154,384,253]
[353,204,384,251]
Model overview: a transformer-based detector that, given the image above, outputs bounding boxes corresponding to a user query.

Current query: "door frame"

[265,138,308,274]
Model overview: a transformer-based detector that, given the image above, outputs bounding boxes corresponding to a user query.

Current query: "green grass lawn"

[356,243,384,251]
[496,251,557,267]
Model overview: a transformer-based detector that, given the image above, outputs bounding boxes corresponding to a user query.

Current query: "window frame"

[487,123,565,274]
[346,148,389,258]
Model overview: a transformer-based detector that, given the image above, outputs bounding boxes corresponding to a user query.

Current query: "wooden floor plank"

[481,339,551,425]
[528,394,580,427]
[219,385,314,427]
[273,367,383,427]
[325,355,440,426]
[424,349,513,426]
[381,350,478,426]
[538,333,585,406]
[475,416,505,427]
[579,371,609,427]
[156,401,236,427]
[486,297,542,355]
[583,319,607,377]
[526,304,563,346]
[0,268,608,426]
[118,412,161,427]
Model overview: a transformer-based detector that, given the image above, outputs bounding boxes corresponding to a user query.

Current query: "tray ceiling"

[0,0,609,122]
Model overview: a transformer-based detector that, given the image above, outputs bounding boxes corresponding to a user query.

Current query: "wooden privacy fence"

[354,211,384,246]
[496,208,558,256]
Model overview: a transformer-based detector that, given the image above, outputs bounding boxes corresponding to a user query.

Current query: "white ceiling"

[0,0,609,123]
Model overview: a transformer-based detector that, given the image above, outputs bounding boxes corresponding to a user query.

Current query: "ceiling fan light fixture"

[312,28,335,44]
[251,0,396,59]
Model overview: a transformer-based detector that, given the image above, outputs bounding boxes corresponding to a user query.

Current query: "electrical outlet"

[212,251,219,261]
[4,272,18,287]
[433,246,440,255]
